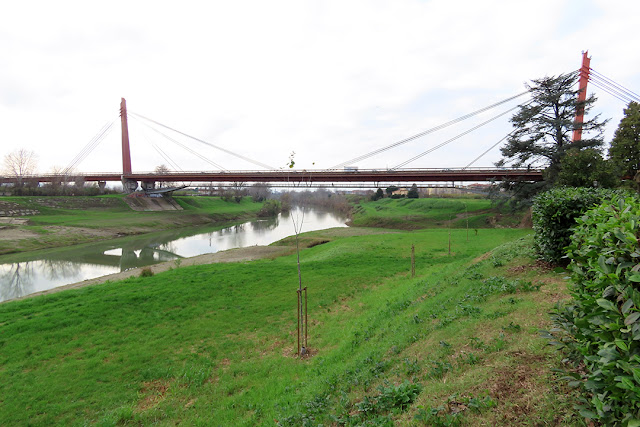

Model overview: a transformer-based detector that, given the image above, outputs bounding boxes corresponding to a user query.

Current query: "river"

[0,207,348,302]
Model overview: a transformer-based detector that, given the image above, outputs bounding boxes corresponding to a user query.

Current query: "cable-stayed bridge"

[3,52,636,192]
[1,95,545,192]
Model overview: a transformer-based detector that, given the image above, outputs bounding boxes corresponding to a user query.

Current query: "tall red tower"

[120,98,132,175]
[572,51,591,143]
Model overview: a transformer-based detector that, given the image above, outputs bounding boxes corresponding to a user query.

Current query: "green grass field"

[350,197,503,229]
[0,226,580,426]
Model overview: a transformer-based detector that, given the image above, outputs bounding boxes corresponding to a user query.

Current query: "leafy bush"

[532,187,623,264]
[256,199,281,217]
[549,196,640,424]
[356,381,423,416]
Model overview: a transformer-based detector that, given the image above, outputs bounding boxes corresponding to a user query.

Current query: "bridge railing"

[0,167,544,185]
[121,167,543,176]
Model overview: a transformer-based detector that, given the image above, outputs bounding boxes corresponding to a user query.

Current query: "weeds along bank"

[0,227,580,425]
[0,195,264,254]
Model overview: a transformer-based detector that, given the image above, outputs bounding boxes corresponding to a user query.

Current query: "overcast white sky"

[1,0,639,174]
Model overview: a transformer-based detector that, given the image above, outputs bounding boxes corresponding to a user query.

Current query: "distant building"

[392,188,409,196]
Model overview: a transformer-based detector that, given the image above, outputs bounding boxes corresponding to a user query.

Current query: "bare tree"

[4,149,38,183]
[47,166,64,194]
[154,164,173,188]
[292,207,307,356]
[74,175,85,190]
[232,181,245,202]
[248,182,271,202]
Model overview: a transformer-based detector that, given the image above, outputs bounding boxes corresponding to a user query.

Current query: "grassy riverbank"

[0,195,263,255]
[0,226,580,425]
[350,197,526,230]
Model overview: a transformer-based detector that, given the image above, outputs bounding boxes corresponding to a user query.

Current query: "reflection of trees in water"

[314,210,328,221]
[224,232,246,249]
[0,262,35,301]
[41,260,82,281]
[251,217,279,233]
[216,223,246,236]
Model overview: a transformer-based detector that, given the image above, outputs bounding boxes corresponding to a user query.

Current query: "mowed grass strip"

[0,227,552,425]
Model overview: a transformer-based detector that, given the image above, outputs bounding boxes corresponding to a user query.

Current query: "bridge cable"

[328,90,530,170]
[152,144,183,171]
[138,126,184,171]
[462,98,537,169]
[463,132,513,170]
[392,102,527,169]
[151,145,192,187]
[63,120,115,175]
[588,73,637,103]
[130,115,227,171]
[63,121,113,175]
[589,68,640,102]
[589,78,638,104]
[589,80,634,104]
[128,111,276,170]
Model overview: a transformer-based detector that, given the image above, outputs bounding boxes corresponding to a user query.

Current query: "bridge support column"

[122,178,138,193]
[98,181,106,192]
[141,180,156,192]
[572,51,591,143]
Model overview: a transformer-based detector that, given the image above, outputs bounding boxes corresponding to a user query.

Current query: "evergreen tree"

[557,148,617,188]
[372,188,384,201]
[498,73,607,181]
[407,183,419,198]
[495,73,608,204]
[609,101,640,178]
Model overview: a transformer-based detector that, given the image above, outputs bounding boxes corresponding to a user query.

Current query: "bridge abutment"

[122,178,138,193]
[141,180,156,192]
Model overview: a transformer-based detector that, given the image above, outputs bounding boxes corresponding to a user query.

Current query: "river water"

[0,207,348,302]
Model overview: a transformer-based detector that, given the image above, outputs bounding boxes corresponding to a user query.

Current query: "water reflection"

[0,207,347,302]
[0,262,35,301]
[251,217,279,233]
[41,260,82,281]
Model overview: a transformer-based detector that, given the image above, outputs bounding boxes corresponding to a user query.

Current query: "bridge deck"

[1,168,543,184]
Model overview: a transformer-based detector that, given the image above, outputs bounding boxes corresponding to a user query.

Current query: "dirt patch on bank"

[0,227,39,240]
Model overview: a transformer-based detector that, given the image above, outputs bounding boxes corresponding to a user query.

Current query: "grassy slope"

[17,195,262,227]
[350,198,505,230]
[0,227,580,426]
[0,195,263,254]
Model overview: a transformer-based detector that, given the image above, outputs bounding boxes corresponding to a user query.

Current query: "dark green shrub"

[407,184,419,199]
[372,188,384,201]
[550,196,640,424]
[256,199,281,217]
[140,267,154,277]
[532,187,622,264]
[355,381,422,415]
